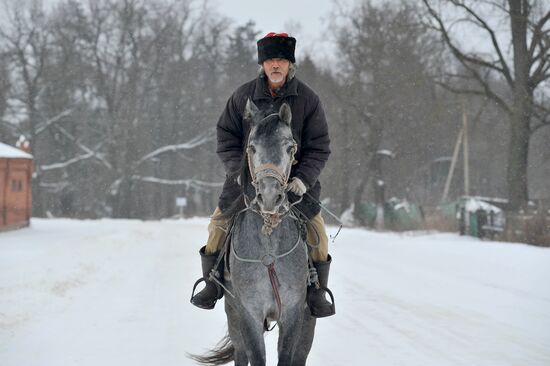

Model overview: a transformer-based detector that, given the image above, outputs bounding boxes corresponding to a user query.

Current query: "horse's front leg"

[238,309,267,366]
[277,306,305,366]
[226,299,249,365]
[291,306,317,366]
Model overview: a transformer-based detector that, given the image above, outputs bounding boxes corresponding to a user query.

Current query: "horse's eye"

[248,145,256,154]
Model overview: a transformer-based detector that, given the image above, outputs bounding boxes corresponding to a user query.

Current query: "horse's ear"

[244,98,260,122]
[279,103,292,126]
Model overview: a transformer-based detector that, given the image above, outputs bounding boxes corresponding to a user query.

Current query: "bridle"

[220,113,313,332]
[246,113,297,190]
[244,112,299,234]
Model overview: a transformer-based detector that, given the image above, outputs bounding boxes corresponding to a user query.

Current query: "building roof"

[0,142,33,159]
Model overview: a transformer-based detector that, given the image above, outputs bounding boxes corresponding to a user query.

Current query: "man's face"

[262,58,290,85]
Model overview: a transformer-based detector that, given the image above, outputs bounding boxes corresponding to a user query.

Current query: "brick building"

[0,142,33,231]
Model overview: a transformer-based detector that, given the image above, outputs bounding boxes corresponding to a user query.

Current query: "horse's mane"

[254,114,280,139]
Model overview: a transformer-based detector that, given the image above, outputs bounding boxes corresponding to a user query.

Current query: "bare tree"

[0,53,12,141]
[0,0,52,215]
[333,1,446,223]
[423,0,550,210]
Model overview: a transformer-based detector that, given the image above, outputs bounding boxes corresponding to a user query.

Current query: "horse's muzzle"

[255,177,286,214]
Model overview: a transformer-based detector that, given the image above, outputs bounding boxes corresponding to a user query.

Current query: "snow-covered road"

[1,218,549,365]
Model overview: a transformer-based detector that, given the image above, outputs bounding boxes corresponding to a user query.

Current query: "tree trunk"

[114,177,133,218]
[353,120,383,226]
[338,113,352,214]
[506,105,531,210]
[28,95,45,217]
[507,0,532,210]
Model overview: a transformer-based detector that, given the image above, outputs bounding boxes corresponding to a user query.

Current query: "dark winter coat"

[216,74,331,219]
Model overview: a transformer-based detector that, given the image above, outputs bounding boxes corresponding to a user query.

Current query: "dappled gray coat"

[216,74,331,219]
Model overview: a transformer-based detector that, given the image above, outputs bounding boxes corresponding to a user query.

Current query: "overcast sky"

[35,0,339,60]
[213,0,336,60]
[25,0,546,64]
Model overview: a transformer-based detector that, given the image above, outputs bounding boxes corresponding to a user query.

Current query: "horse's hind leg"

[290,308,317,366]
[277,308,305,366]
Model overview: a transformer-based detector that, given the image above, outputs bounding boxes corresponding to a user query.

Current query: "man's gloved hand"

[287,177,307,196]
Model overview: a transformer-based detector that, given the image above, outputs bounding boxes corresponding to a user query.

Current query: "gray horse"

[191,100,317,365]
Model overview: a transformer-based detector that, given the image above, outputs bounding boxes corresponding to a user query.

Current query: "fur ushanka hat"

[257,32,296,64]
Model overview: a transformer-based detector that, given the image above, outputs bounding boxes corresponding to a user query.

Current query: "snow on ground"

[1,218,549,365]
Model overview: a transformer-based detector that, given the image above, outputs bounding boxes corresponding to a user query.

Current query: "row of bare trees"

[423,0,550,210]
[1,0,260,218]
[319,0,549,222]
[0,0,548,221]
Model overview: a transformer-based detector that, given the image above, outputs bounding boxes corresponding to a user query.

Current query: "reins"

[227,205,306,331]
[227,117,302,331]
[230,211,305,265]
[213,111,340,332]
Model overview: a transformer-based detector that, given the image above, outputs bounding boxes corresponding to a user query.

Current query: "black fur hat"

[257,33,296,64]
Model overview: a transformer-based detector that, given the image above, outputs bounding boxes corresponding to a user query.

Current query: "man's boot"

[190,246,224,309]
[307,255,336,318]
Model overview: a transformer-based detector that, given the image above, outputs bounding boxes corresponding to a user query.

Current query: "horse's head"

[244,99,297,215]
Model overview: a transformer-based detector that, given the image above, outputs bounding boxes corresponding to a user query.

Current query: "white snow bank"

[464,197,502,213]
[0,218,549,365]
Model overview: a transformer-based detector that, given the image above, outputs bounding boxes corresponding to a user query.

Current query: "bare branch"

[423,0,511,83]
[527,9,550,60]
[40,152,95,172]
[51,124,113,170]
[531,101,550,134]
[134,129,215,168]
[462,61,512,114]
[0,119,22,134]
[531,122,550,134]
[449,0,514,86]
[435,80,488,96]
[423,0,512,114]
[35,109,73,134]
[530,50,550,86]
[479,0,510,14]
[130,175,223,190]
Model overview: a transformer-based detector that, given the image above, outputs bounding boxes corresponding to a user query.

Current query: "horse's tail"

[188,332,234,365]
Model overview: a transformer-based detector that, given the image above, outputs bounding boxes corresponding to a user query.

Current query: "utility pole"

[442,100,471,203]
[442,129,463,203]
[462,102,470,196]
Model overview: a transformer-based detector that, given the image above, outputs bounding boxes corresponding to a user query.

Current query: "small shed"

[0,142,33,231]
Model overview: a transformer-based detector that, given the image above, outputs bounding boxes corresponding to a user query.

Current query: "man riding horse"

[191,32,335,318]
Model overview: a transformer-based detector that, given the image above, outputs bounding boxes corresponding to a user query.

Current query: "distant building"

[0,142,33,231]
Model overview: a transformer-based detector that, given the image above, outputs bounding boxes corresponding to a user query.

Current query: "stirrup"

[190,276,223,304]
[307,284,336,318]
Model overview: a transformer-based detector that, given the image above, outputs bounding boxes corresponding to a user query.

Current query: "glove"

[287,177,307,196]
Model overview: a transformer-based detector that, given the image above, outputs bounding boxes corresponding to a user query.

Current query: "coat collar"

[253,74,298,101]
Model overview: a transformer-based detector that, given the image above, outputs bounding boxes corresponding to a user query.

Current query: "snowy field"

[1,218,549,366]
